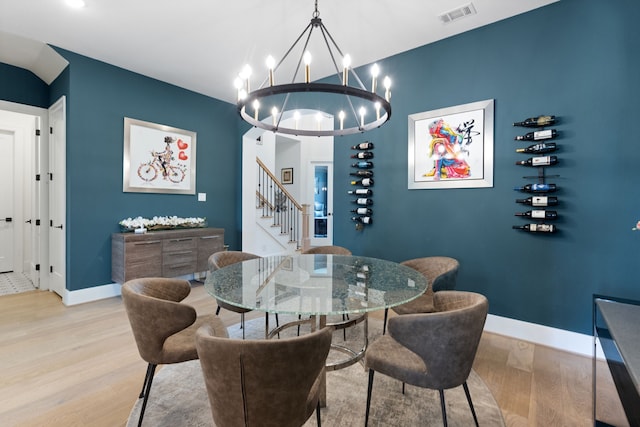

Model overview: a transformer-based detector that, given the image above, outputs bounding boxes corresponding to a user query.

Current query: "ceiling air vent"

[438,2,477,24]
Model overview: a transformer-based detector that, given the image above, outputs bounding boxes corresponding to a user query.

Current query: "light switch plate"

[198,193,206,202]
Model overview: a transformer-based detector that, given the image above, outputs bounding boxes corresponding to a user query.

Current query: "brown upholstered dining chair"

[383,256,459,334]
[196,323,333,427]
[302,245,352,255]
[365,291,489,427]
[121,277,228,427]
[208,250,261,339]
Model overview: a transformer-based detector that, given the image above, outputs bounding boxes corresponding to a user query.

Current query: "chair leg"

[138,363,157,427]
[402,382,405,394]
[316,401,321,427]
[215,305,221,316]
[342,314,347,341]
[382,308,388,335]
[139,363,155,398]
[365,370,375,427]
[438,389,448,427]
[462,381,479,427]
[241,312,245,340]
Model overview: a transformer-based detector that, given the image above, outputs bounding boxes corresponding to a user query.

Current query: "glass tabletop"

[204,254,428,316]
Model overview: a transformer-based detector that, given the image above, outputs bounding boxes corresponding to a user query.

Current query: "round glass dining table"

[204,254,428,406]
[204,254,427,318]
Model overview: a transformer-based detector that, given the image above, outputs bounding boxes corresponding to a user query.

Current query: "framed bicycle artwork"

[123,118,197,194]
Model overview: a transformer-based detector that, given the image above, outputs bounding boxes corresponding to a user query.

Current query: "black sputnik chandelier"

[234,0,392,137]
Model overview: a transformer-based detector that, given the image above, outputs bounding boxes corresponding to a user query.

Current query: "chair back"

[121,277,197,364]
[196,325,333,427]
[387,290,488,390]
[302,245,352,255]
[208,250,260,271]
[401,256,459,292]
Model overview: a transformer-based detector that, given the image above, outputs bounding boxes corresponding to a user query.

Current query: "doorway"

[0,103,46,290]
[309,162,333,247]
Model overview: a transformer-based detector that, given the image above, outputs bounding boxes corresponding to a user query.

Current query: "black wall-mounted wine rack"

[512,116,560,234]
[349,141,374,231]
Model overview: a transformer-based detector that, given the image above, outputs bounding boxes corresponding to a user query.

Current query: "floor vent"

[438,2,477,24]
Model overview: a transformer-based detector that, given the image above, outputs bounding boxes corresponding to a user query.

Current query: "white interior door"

[309,162,333,247]
[48,97,66,298]
[0,129,15,272]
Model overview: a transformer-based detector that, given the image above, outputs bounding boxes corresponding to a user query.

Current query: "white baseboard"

[62,283,122,306]
[485,313,603,359]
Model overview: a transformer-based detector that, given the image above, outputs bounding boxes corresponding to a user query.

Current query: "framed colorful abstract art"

[123,118,197,194]
[408,99,494,190]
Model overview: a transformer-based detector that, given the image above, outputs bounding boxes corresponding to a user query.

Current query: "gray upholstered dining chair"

[121,277,228,427]
[196,322,333,427]
[383,256,459,334]
[208,250,260,339]
[365,291,489,427]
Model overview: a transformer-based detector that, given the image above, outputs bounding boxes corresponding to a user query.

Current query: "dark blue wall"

[333,0,640,335]
[0,62,49,107]
[47,48,239,291]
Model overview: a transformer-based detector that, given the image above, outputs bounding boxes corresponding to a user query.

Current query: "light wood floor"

[0,284,627,427]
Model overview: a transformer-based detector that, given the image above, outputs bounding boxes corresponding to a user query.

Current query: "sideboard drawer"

[197,234,224,271]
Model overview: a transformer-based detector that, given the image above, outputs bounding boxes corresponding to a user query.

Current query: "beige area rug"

[127,316,505,427]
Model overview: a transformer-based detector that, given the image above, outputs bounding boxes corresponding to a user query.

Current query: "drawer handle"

[169,238,193,243]
[134,241,162,245]
[200,236,220,240]
[170,251,193,255]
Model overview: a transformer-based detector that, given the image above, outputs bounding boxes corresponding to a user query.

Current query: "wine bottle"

[514,183,557,193]
[515,155,558,167]
[350,178,373,187]
[515,210,558,220]
[348,188,372,196]
[352,216,373,225]
[351,161,373,169]
[349,170,374,178]
[516,196,558,207]
[350,207,372,215]
[513,115,556,127]
[516,142,557,154]
[512,223,556,233]
[351,198,373,206]
[351,142,374,150]
[350,151,374,159]
[515,129,557,141]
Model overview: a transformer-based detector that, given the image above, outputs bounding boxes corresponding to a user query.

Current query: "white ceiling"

[0,0,558,104]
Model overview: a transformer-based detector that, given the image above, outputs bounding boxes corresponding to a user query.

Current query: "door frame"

[48,96,66,298]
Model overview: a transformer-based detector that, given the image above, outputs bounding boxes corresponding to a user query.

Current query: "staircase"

[255,157,310,254]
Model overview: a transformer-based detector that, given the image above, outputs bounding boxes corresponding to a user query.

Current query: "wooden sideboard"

[112,227,224,284]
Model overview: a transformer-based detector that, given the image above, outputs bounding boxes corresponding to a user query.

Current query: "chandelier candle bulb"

[266,55,276,86]
[342,54,351,86]
[294,111,300,130]
[339,111,345,130]
[240,64,252,93]
[371,63,379,92]
[252,99,260,120]
[375,102,381,120]
[303,51,312,83]
[271,107,278,126]
[359,107,366,128]
[384,76,391,102]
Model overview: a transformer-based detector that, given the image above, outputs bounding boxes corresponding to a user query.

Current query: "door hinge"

[50,266,53,273]
[36,219,41,226]
[50,220,53,227]
[49,172,53,181]
[36,174,41,181]
[35,264,40,271]
[50,127,53,134]
[36,129,41,136]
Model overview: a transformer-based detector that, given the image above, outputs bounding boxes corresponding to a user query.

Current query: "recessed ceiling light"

[65,0,86,9]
